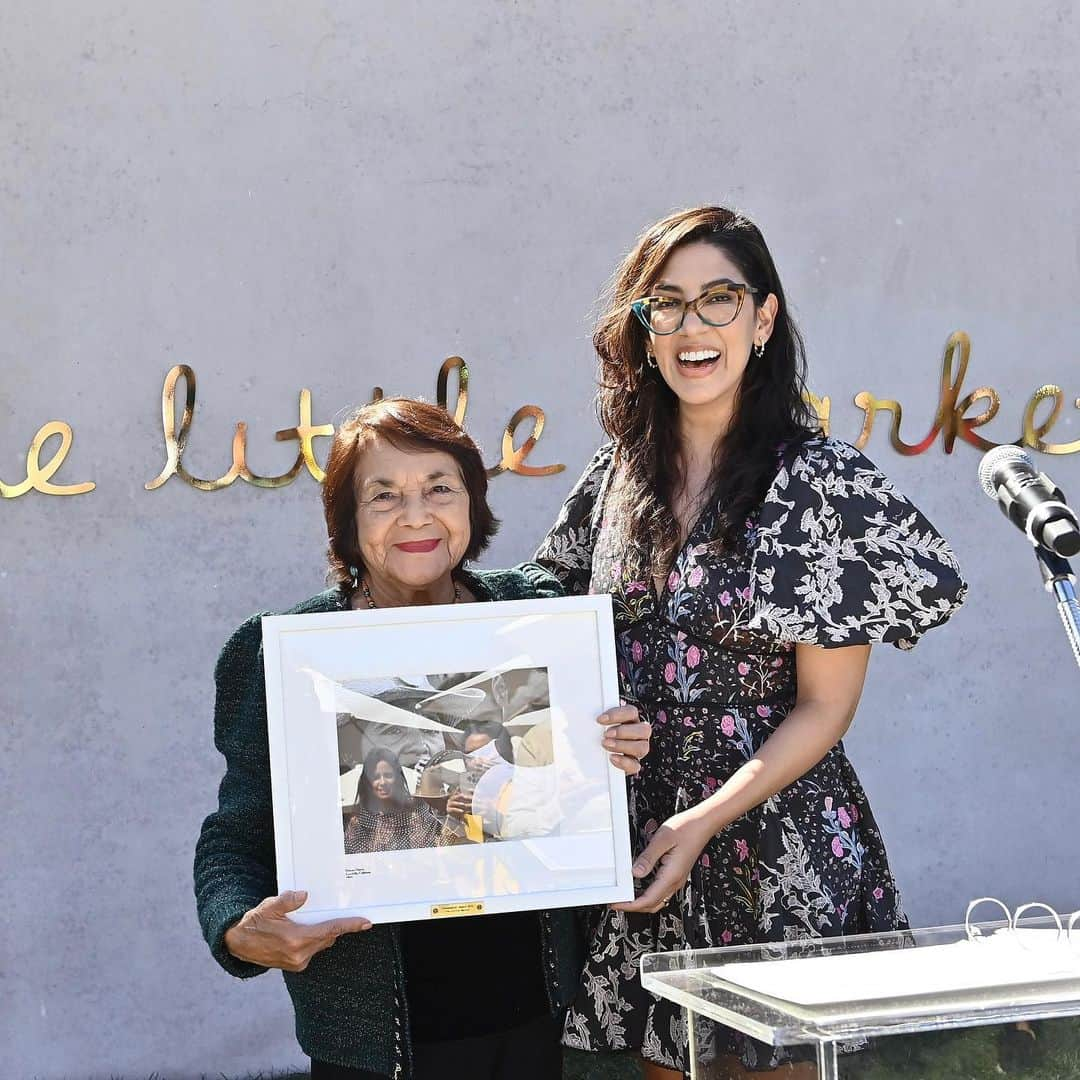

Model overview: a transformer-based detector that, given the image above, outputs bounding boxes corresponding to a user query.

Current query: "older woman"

[194,397,650,1080]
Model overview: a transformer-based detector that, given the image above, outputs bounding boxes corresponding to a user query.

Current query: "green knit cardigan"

[194,565,587,1079]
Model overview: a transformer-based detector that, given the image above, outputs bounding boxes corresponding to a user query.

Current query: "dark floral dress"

[533,437,967,1073]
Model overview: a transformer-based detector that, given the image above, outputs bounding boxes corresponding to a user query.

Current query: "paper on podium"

[709,930,1080,1006]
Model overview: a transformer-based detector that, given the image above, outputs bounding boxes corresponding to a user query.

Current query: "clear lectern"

[641,919,1080,1079]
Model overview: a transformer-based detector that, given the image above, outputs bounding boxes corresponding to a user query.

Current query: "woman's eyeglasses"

[358,483,467,516]
[631,283,760,335]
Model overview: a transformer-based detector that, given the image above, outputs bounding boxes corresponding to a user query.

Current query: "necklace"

[359,576,462,609]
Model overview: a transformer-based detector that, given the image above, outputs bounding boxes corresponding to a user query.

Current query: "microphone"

[978,445,1080,558]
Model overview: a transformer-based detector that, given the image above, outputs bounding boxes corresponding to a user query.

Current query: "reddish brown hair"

[322,398,499,591]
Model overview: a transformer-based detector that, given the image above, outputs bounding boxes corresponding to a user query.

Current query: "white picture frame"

[261,595,633,924]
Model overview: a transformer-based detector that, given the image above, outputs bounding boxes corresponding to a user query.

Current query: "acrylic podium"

[641,918,1080,1079]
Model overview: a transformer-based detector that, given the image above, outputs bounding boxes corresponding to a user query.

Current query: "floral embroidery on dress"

[533,437,965,1074]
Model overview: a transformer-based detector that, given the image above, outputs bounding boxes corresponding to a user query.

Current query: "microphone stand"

[1035,546,1080,671]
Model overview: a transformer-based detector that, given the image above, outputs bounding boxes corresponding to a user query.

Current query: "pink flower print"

[686,645,701,669]
[683,716,694,727]
[657,709,668,726]
[721,930,733,945]
[872,886,884,901]
[688,565,704,587]
[626,580,647,595]
[737,661,750,676]
[850,805,860,823]
[719,590,733,607]
[706,776,717,789]
[643,818,659,842]
[735,838,749,862]
[700,852,711,868]
[739,586,752,602]
[631,640,644,663]
[720,714,736,737]
[771,657,784,668]
[663,662,676,684]
[756,704,772,718]
[831,836,845,858]
[676,630,687,642]
[667,570,680,590]
[824,796,834,811]
[837,806,851,829]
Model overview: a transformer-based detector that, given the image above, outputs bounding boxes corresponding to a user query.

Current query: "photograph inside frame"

[320,665,599,855]
[264,597,631,921]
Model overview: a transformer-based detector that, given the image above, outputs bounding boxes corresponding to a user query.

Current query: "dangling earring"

[348,565,360,590]
[754,339,765,358]
[645,350,658,369]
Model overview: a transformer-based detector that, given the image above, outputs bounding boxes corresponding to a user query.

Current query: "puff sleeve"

[747,438,967,650]
[531,443,615,597]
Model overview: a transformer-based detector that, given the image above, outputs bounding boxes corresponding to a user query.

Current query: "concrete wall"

[2,2,1078,1076]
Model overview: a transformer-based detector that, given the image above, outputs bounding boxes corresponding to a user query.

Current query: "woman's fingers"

[317,916,373,946]
[597,706,652,776]
[612,864,683,913]
[603,729,651,756]
[612,880,673,913]
[611,812,712,913]
[262,888,309,914]
[613,848,684,913]
[598,707,652,774]
[597,705,641,727]
[632,829,671,879]
[225,892,372,971]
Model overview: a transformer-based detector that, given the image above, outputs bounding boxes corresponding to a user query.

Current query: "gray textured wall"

[2,3,1078,1076]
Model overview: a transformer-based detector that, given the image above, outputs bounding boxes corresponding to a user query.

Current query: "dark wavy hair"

[322,397,499,593]
[595,206,818,571]
[356,747,413,811]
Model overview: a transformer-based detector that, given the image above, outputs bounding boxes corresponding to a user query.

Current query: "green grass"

[839,1018,1080,1079]
[573,1022,1080,1078]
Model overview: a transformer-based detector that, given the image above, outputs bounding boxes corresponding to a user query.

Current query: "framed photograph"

[261,595,633,924]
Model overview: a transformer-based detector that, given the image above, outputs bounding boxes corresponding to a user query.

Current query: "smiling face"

[353,437,472,597]
[645,240,777,429]
[370,759,396,802]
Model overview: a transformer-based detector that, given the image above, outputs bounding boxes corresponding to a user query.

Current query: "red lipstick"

[396,539,441,553]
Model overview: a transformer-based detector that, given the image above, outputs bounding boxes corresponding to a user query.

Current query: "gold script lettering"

[1022,385,1080,455]
[0,421,95,498]
[852,332,1002,454]
[434,355,563,478]
[147,359,563,493]
[489,406,564,478]
[437,356,469,427]
[146,365,334,491]
[274,389,335,484]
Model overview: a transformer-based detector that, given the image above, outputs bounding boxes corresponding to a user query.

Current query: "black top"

[402,911,549,1042]
[194,566,585,1076]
